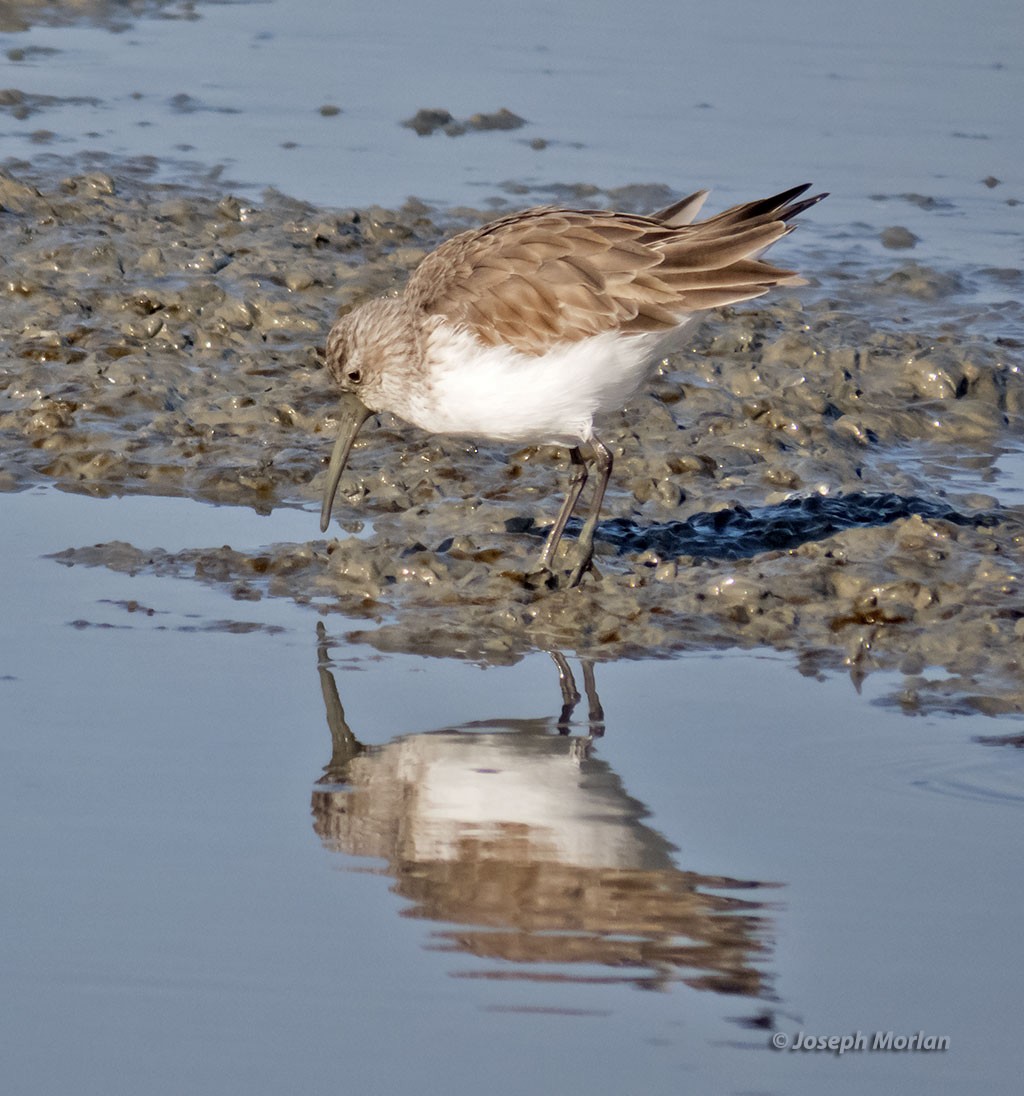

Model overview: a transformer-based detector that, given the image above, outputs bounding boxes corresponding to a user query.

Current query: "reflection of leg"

[316,622,364,782]
[550,650,581,735]
[581,660,605,738]
[550,652,605,740]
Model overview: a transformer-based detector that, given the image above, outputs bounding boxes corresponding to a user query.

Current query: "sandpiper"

[319,183,826,587]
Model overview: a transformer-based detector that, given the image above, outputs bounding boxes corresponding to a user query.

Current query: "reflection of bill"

[312,624,779,998]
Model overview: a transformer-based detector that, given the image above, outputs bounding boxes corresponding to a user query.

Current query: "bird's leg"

[565,435,612,588]
[532,446,589,574]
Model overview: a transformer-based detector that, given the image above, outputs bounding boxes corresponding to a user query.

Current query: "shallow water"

[2,0,1021,255]
[2,1,1024,1093]
[3,489,1024,1096]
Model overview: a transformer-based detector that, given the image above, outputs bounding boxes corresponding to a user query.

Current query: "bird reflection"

[311,623,779,999]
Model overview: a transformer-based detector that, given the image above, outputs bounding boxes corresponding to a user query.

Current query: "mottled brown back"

[405,184,825,355]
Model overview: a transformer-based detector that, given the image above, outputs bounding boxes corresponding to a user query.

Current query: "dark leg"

[580,660,605,738]
[566,435,612,587]
[534,446,589,574]
[549,650,581,735]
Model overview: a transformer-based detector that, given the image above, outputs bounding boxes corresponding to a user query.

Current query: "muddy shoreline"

[2,157,1023,715]
[0,0,200,34]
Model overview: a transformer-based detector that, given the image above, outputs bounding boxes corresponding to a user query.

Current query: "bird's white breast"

[407,322,691,447]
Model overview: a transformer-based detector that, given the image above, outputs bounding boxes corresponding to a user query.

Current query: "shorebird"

[319,183,826,587]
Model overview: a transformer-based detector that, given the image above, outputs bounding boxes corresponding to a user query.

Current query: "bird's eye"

[346,368,362,385]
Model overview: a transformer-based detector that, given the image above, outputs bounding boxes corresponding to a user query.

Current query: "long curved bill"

[319,393,372,532]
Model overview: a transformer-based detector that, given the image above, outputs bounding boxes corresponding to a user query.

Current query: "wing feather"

[404,186,824,355]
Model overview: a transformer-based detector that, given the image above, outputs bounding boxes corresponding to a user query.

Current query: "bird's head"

[319,297,421,532]
[324,297,422,408]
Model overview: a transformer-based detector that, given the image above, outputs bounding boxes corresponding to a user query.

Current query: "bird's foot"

[522,565,561,591]
[565,552,595,589]
[521,554,596,591]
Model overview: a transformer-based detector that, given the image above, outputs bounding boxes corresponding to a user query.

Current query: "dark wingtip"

[779,188,828,223]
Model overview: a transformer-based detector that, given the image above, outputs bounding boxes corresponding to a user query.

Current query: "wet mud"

[402,107,527,137]
[3,157,1023,715]
[0,0,199,34]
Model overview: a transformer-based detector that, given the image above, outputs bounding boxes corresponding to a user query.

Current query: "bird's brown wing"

[404,185,824,356]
